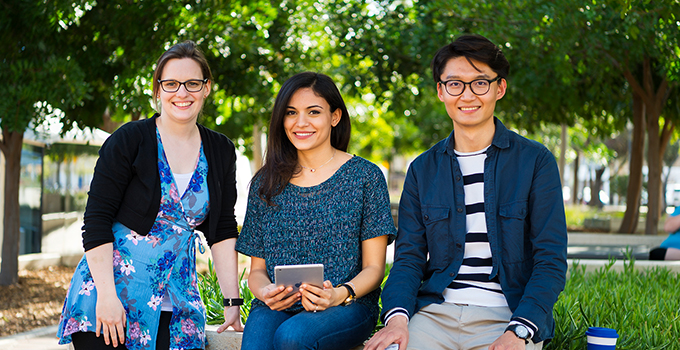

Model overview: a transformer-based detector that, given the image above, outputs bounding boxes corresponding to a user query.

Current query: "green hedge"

[198,259,680,349]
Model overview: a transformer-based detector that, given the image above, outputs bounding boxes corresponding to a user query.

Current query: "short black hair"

[431,34,509,83]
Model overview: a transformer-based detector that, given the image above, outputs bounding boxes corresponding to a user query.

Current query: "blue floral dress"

[58,130,210,350]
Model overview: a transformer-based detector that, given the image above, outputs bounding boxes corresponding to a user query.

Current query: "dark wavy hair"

[431,34,510,83]
[255,72,351,205]
[152,40,213,111]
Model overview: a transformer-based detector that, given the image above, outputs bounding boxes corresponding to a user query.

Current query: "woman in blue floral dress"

[236,72,396,350]
[57,41,242,350]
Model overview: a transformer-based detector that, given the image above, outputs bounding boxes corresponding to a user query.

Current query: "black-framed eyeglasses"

[158,79,208,93]
[439,76,502,96]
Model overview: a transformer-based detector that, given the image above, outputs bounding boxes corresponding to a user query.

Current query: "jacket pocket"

[499,200,528,263]
[422,205,451,268]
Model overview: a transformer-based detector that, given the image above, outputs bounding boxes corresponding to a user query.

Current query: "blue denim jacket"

[381,118,567,342]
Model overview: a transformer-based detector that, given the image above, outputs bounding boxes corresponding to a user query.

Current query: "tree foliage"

[3,0,680,284]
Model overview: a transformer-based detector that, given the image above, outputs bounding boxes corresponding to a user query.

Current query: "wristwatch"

[223,298,244,307]
[337,282,356,306]
[505,324,530,344]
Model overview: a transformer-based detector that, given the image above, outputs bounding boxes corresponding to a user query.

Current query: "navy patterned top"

[236,156,396,320]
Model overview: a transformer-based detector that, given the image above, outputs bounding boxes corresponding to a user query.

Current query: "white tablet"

[274,264,324,298]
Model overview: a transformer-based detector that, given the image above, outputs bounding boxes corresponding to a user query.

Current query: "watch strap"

[341,283,356,297]
[336,283,356,305]
[223,298,244,307]
[505,324,530,344]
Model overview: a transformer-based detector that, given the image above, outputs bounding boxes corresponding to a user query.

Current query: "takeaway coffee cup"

[586,327,619,349]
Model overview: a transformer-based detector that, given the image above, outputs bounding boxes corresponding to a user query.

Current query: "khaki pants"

[407,303,544,350]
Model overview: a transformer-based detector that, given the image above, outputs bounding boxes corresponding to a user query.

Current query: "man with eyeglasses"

[365,34,567,350]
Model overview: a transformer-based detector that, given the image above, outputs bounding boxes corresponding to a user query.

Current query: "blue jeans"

[241,303,376,350]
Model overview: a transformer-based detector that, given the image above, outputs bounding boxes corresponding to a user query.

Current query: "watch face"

[514,325,529,338]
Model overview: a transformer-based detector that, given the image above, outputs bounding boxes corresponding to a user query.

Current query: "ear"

[437,82,446,102]
[495,78,507,101]
[331,108,342,127]
[204,80,212,97]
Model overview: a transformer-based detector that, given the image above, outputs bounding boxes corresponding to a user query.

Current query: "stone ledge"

[16,252,83,270]
[205,326,241,350]
[567,258,680,273]
[567,232,666,246]
[204,325,364,350]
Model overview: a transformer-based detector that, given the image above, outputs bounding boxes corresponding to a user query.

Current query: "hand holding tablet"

[274,264,324,298]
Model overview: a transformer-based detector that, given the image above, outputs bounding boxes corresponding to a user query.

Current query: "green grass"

[564,205,631,231]
[565,205,591,228]
[547,257,680,349]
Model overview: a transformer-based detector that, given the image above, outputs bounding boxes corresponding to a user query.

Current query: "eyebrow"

[444,74,492,80]
[287,105,324,110]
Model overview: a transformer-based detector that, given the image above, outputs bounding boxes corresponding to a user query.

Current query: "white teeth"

[296,132,314,136]
[175,102,192,107]
[460,107,479,111]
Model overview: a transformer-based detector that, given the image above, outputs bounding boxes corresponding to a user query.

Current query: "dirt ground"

[0,266,75,337]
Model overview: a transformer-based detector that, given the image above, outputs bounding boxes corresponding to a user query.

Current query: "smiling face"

[158,58,211,125]
[283,87,341,154]
[437,56,506,133]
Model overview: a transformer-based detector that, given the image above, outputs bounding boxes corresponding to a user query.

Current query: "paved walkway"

[0,325,70,350]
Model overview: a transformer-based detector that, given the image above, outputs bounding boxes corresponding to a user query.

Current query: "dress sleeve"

[235,178,266,258]
[360,162,397,243]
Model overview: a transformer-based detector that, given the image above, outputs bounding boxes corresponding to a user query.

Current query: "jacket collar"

[439,117,511,155]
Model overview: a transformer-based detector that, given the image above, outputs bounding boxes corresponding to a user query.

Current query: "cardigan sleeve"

[81,124,141,251]
[197,126,239,246]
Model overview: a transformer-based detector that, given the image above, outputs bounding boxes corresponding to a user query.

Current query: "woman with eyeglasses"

[57,40,242,350]
[236,72,396,350]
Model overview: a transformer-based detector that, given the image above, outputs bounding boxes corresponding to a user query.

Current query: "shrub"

[197,259,254,325]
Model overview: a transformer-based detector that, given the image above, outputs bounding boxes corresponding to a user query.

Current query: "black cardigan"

[81,114,238,251]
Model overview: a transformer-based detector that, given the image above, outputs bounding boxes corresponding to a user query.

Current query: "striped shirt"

[443,147,508,307]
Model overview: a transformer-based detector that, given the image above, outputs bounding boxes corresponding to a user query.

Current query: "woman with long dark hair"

[236,72,395,350]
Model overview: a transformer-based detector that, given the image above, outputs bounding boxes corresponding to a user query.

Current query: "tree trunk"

[646,112,662,235]
[100,107,121,134]
[252,120,264,171]
[619,92,645,233]
[0,130,24,286]
[626,58,672,235]
[663,163,671,211]
[572,151,580,204]
[589,166,606,208]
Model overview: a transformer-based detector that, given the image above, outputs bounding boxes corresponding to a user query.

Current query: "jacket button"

[456,176,461,181]
[424,214,429,220]
[456,243,462,248]
[450,272,455,277]
[457,208,463,213]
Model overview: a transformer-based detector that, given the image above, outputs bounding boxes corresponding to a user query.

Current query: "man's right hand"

[95,294,127,348]
[364,315,409,350]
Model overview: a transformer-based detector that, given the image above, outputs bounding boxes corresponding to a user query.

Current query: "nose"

[296,113,310,127]
[175,83,190,96]
[460,83,476,100]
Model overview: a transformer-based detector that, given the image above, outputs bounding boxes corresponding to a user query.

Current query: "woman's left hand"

[299,280,340,312]
[217,305,243,333]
